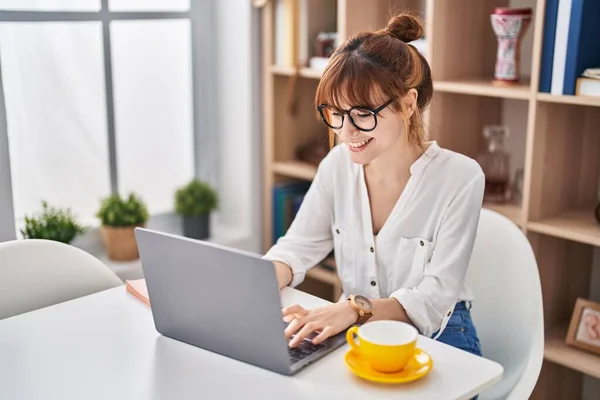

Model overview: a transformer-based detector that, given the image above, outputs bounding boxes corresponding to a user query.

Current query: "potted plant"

[175,179,218,240]
[96,193,149,261]
[20,201,87,244]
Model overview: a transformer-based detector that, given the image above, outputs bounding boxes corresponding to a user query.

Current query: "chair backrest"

[465,209,544,400]
[0,239,123,320]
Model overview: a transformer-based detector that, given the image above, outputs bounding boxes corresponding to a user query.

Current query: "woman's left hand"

[283,301,358,347]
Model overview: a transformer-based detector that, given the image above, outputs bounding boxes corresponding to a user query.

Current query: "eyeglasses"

[317,98,396,132]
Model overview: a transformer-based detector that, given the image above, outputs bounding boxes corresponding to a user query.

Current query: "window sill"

[73,212,252,282]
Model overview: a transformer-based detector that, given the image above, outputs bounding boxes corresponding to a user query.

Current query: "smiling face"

[314,24,433,164]
[322,93,415,165]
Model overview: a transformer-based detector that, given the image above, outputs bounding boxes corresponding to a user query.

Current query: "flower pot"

[100,224,144,261]
[182,214,210,240]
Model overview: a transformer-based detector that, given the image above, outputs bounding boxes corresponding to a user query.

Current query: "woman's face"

[332,90,416,165]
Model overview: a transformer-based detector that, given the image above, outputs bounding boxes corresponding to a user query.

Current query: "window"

[0,0,99,11]
[0,22,110,225]
[0,2,199,232]
[111,19,194,214]
[109,0,189,12]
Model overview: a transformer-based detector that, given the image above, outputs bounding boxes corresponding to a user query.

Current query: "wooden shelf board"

[306,265,339,286]
[270,65,322,80]
[433,78,531,100]
[545,325,600,380]
[537,93,600,108]
[527,208,600,247]
[483,202,523,226]
[272,161,317,181]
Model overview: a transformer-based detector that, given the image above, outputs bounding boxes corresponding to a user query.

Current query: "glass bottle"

[477,125,510,203]
[511,168,524,205]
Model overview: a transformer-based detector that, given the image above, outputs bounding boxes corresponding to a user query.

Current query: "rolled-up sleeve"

[391,172,485,337]
[262,152,336,287]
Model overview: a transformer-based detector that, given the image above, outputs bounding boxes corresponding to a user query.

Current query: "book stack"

[272,181,311,244]
[539,0,600,96]
[575,67,600,96]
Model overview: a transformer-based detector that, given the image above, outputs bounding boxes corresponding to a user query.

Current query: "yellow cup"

[346,320,418,373]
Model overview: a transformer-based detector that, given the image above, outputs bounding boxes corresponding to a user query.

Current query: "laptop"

[134,227,348,376]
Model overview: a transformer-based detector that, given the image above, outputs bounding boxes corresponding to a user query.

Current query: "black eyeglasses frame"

[317,98,396,132]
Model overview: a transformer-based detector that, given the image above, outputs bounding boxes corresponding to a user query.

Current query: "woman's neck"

[364,138,422,183]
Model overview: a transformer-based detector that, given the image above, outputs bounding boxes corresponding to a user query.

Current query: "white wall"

[214,0,262,253]
[0,57,15,242]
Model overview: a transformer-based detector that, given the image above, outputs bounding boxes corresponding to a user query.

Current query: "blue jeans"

[433,301,482,399]
[434,301,482,357]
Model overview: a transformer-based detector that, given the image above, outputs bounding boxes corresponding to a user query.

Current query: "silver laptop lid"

[134,228,292,375]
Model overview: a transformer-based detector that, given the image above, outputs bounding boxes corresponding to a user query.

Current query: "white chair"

[0,239,123,320]
[466,208,544,400]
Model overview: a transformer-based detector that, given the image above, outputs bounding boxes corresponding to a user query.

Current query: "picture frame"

[566,297,600,356]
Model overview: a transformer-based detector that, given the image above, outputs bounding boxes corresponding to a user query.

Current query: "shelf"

[272,161,317,181]
[270,65,322,80]
[537,93,600,108]
[433,78,531,100]
[483,202,523,227]
[545,325,600,380]
[527,208,600,247]
[306,265,339,286]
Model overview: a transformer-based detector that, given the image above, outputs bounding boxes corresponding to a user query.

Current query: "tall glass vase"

[477,125,511,203]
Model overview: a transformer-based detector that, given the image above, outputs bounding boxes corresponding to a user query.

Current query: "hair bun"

[385,14,424,43]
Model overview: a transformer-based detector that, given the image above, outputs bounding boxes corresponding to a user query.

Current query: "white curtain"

[109,0,189,12]
[111,19,194,215]
[0,22,111,228]
[0,0,99,11]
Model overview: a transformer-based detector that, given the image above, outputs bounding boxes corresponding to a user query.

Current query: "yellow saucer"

[344,348,433,384]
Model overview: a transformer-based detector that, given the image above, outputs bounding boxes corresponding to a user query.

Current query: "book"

[550,0,573,94]
[272,181,311,244]
[576,77,600,96]
[539,0,560,92]
[275,0,299,67]
[562,0,600,95]
[125,279,150,306]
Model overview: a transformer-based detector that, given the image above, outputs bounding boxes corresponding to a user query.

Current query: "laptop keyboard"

[288,338,325,364]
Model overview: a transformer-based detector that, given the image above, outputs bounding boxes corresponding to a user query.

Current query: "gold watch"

[348,294,374,325]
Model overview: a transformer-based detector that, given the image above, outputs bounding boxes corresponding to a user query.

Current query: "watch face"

[355,295,373,311]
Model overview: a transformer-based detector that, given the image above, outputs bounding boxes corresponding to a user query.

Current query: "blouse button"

[370,281,377,286]
[370,246,374,253]
[336,229,340,234]
[420,240,424,246]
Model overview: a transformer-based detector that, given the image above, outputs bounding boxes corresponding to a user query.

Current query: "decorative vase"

[100,224,144,261]
[490,7,533,85]
[477,125,511,203]
[183,214,210,240]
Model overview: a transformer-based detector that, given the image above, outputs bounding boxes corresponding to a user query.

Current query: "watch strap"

[356,312,372,325]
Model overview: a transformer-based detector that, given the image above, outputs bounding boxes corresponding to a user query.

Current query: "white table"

[0,286,503,400]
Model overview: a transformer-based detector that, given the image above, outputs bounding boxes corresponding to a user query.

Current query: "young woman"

[263,13,484,357]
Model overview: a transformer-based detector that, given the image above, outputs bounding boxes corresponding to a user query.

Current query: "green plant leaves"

[20,201,87,244]
[96,193,149,227]
[175,179,219,217]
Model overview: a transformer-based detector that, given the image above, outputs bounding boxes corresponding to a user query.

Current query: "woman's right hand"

[273,261,293,289]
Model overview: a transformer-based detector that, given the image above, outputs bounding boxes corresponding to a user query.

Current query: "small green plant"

[96,193,149,227]
[175,179,219,217]
[21,201,87,244]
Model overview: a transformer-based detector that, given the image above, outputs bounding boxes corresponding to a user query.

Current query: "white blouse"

[263,141,485,338]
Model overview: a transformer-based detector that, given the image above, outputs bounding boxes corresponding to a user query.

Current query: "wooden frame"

[566,298,600,356]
